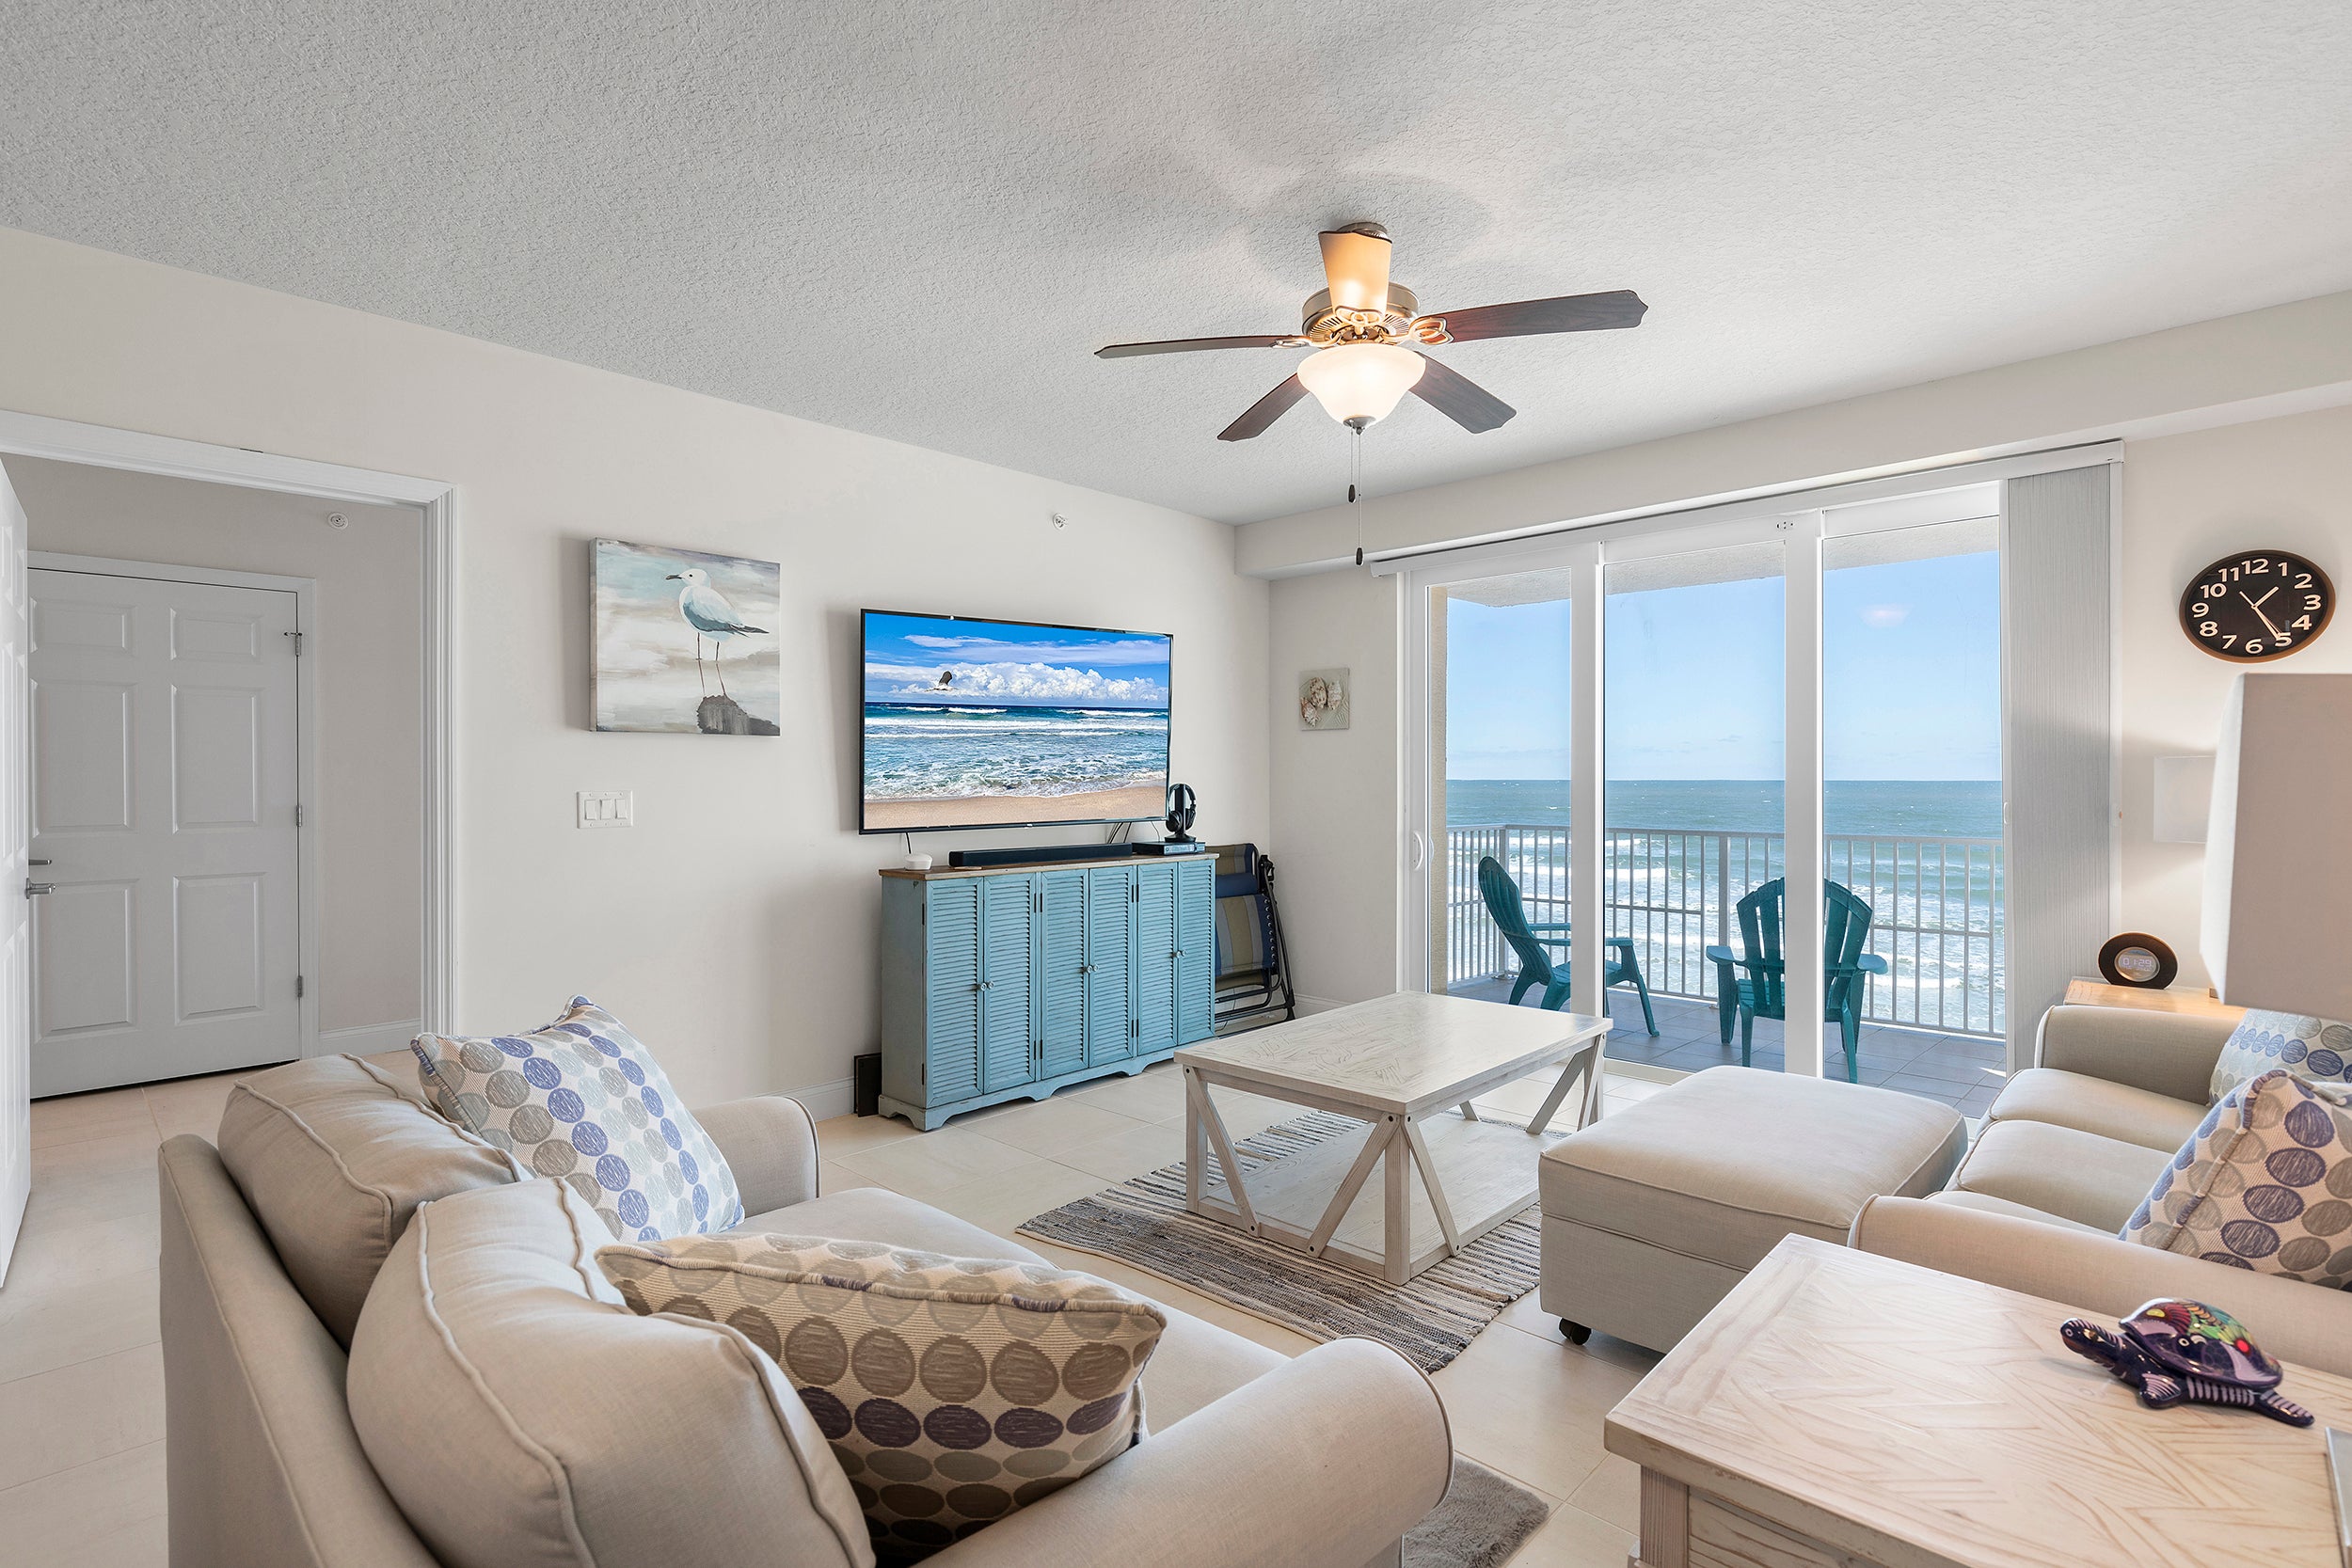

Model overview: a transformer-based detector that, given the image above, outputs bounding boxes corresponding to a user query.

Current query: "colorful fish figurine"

[2059,1299,2312,1427]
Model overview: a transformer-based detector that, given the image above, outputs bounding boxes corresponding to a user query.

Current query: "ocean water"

[862,704,1168,800]
[1444,778,2006,1034]
[1445,778,2002,837]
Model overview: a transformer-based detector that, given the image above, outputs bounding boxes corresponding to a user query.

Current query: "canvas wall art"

[593,539,782,735]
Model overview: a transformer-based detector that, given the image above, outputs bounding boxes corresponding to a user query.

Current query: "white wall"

[1265,567,1399,1007]
[0,227,1269,1107]
[8,458,425,1038]
[2116,404,2352,987]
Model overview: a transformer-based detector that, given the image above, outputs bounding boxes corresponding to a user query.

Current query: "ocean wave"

[865,772,1165,800]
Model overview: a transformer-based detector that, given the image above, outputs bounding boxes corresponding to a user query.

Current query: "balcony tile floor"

[1447,981,2007,1120]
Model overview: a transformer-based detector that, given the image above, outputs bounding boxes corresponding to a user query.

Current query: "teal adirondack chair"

[1476,856,1658,1034]
[1705,878,1889,1082]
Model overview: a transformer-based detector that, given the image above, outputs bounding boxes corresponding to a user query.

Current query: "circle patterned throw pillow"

[412,996,742,1241]
[2123,1069,2352,1285]
[598,1232,1164,1563]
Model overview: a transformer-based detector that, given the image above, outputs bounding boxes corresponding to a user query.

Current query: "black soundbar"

[946,843,1140,869]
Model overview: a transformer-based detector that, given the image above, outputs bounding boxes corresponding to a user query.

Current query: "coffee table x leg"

[1184,1069,1475,1285]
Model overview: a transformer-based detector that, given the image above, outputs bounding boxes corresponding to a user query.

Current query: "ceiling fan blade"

[1318,228,1392,313]
[1217,375,1310,441]
[1408,354,1515,434]
[1418,290,1646,342]
[1095,334,1295,359]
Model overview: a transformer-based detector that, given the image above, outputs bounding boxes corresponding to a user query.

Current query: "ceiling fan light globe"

[1296,343,1424,425]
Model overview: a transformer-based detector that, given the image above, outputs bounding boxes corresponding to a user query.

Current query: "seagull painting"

[592,539,782,734]
[663,566,769,699]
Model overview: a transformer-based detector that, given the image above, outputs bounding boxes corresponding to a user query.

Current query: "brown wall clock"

[2179,549,2334,662]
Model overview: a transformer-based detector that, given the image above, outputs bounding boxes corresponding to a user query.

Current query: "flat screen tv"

[860,610,1172,834]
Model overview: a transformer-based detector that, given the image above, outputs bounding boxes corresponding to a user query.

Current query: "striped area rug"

[1017,1111,1560,1372]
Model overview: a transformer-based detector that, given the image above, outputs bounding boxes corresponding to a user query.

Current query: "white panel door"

[30,568,300,1095]
[0,468,28,1281]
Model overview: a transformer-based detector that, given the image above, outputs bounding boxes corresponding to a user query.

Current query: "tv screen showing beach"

[861,610,1171,832]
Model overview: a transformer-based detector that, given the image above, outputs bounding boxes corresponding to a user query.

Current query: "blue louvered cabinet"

[1034,871,1089,1080]
[877,857,1216,1130]
[1084,865,1134,1068]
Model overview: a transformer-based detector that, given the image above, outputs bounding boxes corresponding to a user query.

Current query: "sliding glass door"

[1602,535,1788,1071]
[1424,568,1577,997]
[1405,486,2007,1113]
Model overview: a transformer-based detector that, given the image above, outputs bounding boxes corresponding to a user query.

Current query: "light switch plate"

[577,790,633,829]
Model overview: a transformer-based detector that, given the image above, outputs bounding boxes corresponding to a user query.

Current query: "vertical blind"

[2000,464,2115,1069]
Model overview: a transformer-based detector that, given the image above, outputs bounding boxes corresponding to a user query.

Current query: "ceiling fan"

[1095,222,1646,441]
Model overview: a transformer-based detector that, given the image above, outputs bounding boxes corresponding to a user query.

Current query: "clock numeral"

[2189,602,2209,616]
[2202,582,2227,598]
[2294,615,2314,631]
[2220,634,2237,648]
[2245,640,2266,656]
[2248,558,2270,574]
[2308,595,2325,610]
[2199,621,2218,637]
[2296,573,2314,589]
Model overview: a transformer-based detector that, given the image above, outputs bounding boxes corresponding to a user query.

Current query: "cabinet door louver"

[1176,859,1215,1042]
[1085,866,1134,1066]
[979,875,1036,1093]
[924,880,983,1104]
[1133,863,1177,1054]
[1036,871,1088,1079]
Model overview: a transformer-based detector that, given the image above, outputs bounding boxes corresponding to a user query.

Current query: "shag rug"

[1409,1458,1554,1568]
[1016,1110,1560,1372]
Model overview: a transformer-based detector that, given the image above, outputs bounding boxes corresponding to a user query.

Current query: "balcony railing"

[1446,824,2005,1037]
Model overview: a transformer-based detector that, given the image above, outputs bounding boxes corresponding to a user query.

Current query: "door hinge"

[283,630,304,657]
[294,803,305,827]
[296,974,306,999]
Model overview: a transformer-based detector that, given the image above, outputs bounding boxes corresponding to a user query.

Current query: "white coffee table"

[1174,991,1611,1284]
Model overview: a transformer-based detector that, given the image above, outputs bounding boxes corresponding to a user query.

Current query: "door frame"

[30,553,323,1061]
[0,409,457,1037]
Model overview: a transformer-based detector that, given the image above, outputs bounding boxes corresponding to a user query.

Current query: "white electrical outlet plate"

[577,790,633,829]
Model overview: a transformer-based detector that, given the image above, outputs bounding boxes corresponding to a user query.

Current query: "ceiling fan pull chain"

[1351,423,1365,566]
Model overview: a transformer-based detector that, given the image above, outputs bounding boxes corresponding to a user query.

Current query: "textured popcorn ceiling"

[5,1,2350,523]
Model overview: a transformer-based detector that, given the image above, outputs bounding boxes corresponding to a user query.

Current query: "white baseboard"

[315,1019,424,1057]
[787,1077,854,1122]
[1294,994,1347,1016]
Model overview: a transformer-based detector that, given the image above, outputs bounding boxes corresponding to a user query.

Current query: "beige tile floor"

[1,1059,1668,1568]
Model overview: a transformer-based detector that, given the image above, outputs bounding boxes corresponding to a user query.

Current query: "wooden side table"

[2062,975,2243,1022]
[1607,1236,2352,1568]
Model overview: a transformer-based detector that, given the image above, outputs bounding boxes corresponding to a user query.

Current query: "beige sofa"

[1853,1003,2352,1377]
[161,1052,1451,1568]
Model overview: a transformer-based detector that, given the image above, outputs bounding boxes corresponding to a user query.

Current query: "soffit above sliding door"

[1376,443,2116,581]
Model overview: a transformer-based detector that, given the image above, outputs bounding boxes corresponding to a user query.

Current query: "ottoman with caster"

[1540,1066,1965,1353]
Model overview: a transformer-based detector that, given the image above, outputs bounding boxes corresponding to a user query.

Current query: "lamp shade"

[2152,754,2213,844]
[2201,673,2352,1018]
[1295,344,1424,425]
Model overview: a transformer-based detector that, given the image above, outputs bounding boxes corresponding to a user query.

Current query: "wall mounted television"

[859,610,1172,834]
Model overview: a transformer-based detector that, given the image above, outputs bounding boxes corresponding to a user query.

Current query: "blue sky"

[865,611,1171,709]
[1447,550,2000,780]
